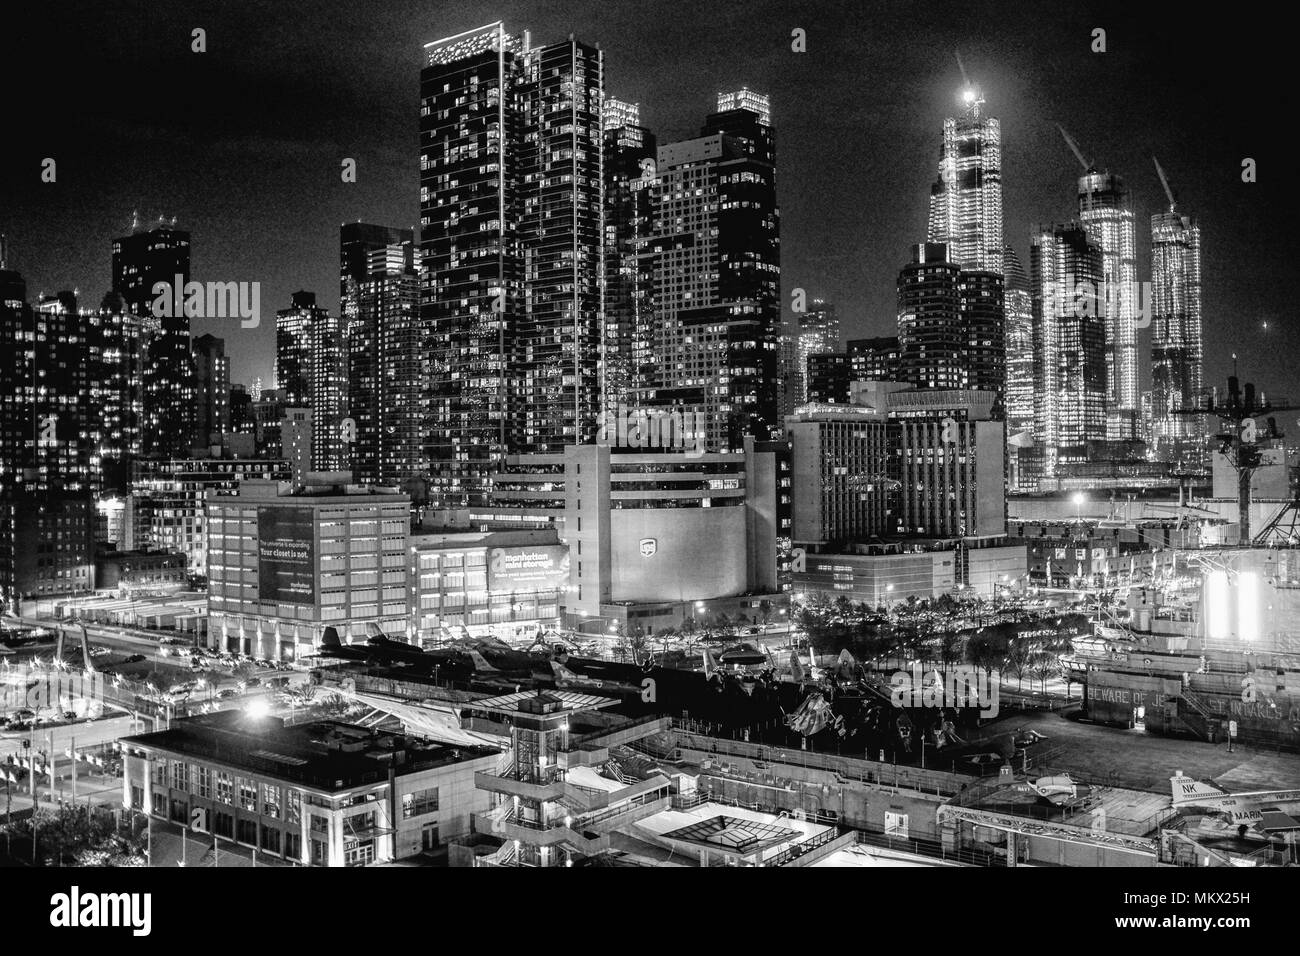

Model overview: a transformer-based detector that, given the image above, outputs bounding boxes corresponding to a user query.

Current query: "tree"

[966,625,1012,674]
[4,805,146,867]
[1030,652,1060,694]
[939,630,963,667]
[1005,641,1032,692]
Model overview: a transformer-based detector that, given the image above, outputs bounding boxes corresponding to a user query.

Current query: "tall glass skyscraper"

[111,221,194,457]
[602,99,657,415]
[275,291,345,473]
[1077,170,1138,440]
[1030,223,1106,482]
[1003,245,1035,490]
[420,23,604,506]
[927,87,1003,275]
[1151,208,1203,463]
[794,300,840,404]
[650,90,780,451]
[340,223,419,486]
[896,242,1004,401]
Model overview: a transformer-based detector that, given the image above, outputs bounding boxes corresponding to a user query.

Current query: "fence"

[669,721,966,797]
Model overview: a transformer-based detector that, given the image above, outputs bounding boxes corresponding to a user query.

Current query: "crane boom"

[1057,124,1090,171]
[955,50,970,88]
[1153,155,1177,212]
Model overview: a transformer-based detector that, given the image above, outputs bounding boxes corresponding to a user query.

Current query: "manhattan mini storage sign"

[258,507,316,604]
[488,545,568,590]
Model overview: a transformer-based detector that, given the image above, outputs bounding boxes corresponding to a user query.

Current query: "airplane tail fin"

[320,626,342,649]
[468,650,500,673]
[1171,772,1227,807]
[702,648,717,677]
[549,660,577,681]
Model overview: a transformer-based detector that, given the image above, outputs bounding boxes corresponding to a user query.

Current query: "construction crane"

[1153,155,1178,213]
[1180,375,1296,545]
[1057,124,1091,171]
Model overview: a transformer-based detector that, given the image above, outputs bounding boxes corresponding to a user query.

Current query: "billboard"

[488,545,568,591]
[258,507,316,604]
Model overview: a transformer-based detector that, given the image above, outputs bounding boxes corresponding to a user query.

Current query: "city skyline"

[1,1,1289,405]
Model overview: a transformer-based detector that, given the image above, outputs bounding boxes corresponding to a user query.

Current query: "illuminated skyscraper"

[927,86,1003,275]
[89,291,151,494]
[420,23,604,506]
[112,221,194,457]
[1077,170,1139,440]
[341,223,419,486]
[192,333,230,449]
[602,99,657,414]
[1003,245,1035,490]
[896,243,1003,399]
[794,300,839,404]
[276,292,345,472]
[1029,223,1106,481]
[1151,208,1203,463]
[0,276,96,607]
[650,91,781,451]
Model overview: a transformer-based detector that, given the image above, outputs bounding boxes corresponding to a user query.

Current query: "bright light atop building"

[962,89,976,103]
[1238,572,1259,642]
[1206,570,1230,639]
[245,697,270,719]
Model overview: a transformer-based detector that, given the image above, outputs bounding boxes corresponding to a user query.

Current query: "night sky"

[2,1,1293,406]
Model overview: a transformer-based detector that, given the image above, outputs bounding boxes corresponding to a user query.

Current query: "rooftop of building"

[468,688,620,720]
[210,476,409,503]
[409,525,560,549]
[121,710,497,791]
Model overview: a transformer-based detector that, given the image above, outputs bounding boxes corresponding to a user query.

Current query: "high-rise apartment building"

[0,277,96,609]
[275,292,345,472]
[602,100,657,413]
[650,91,780,451]
[420,23,604,506]
[846,336,901,383]
[896,242,1004,400]
[793,299,839,404]
[89,291,152,494]
[192,333,230,449]
[340,223,420,486]
[111,221,194,458]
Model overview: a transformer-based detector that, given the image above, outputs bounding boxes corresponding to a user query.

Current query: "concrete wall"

[610,507,748,602]
[391,753,498,859]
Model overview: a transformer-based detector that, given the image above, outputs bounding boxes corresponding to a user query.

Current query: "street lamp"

[1072,492,1086,525]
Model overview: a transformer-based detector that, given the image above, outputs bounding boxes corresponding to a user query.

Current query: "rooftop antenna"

[1057,124,1091,171]
[1153,155,1177,213]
